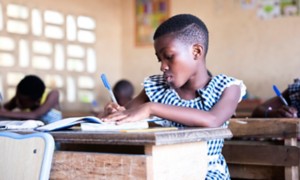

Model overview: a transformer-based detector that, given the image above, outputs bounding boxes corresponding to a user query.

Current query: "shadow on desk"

[223,118,300,180]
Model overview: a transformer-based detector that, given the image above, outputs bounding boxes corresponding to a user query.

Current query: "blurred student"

[252,79,299,118]
[113,79,134,106]
[90,79,134,116]
[0,75,62,124]
[100,14,246,179]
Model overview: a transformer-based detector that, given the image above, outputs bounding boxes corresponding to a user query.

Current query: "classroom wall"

[44,0,124,107]
[0,0,123,110]
[1,0,299,110]
[121,0,300,100]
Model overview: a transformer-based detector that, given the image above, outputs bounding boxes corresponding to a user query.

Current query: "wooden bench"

[223,118,300,180]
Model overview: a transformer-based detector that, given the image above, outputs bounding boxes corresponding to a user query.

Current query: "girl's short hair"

[153,14,209,56]
[17,75,45,100]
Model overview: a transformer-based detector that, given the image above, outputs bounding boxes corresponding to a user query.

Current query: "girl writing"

[101,14,246,179]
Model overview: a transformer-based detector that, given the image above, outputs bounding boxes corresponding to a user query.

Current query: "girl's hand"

[272,106,298,118]
[98,102,125,119]
[102,103,151,124]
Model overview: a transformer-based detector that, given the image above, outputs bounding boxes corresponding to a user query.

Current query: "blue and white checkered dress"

[288,78,300,117]
[144,74,246,180]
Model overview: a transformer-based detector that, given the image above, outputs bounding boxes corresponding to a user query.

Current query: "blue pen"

[101,74,118,104]
[272,85,288,106]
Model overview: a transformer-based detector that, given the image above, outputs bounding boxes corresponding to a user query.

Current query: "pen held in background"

[101,74,118,104]
[272,85,288,106]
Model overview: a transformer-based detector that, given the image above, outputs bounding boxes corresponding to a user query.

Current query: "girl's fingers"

[279,106,298,118]
[102,102,126,118]
[115,106,125,112]
[115,118,137,125]
[102,113,127,122]
[286,107,298,118]
[105,103,118,111]
[107,106,117,113]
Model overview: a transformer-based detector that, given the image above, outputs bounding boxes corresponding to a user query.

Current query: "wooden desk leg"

[145,142,207,180]
[285,138,299,180]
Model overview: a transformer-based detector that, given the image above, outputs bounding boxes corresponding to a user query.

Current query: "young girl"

[101,14,246,179]
[0,75,62,124]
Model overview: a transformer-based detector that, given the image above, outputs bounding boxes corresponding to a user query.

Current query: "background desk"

[48,127,232,180]
[223,118,300,180]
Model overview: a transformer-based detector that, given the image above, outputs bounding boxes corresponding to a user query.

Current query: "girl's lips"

[163,74,172,82]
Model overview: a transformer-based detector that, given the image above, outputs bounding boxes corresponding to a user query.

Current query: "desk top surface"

[47,127,232,146]
[229,118,300,138]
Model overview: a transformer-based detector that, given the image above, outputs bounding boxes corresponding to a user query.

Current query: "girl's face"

[16,93,40,110]
[154,35,198,89]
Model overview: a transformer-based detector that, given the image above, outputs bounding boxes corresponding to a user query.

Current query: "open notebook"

[35,116,149,131]
[0,120,44,130]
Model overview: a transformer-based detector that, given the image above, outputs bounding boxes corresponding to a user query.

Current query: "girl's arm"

[0,90,60,120]
[125,89,150,109]
[104,85,241,127]
[3,96,17,110]
[148,85,240,127]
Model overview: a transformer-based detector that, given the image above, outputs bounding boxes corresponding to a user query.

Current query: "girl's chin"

[166,81,173,86]
[167,81,178,88]
[165,77,180,88]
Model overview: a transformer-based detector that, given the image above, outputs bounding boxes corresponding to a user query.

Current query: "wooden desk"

[223,118,300,180]
[48,128,232,180]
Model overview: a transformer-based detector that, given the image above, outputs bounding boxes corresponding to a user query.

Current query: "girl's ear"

[192,44,204,60]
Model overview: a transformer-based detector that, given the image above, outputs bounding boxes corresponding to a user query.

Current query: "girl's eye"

[165,54,173,60]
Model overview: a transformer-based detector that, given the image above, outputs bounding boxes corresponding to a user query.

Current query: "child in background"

[93,79,134,116]
[0,75,62,124]
[252,79,299,118]
[100,14,246,179]
[113,79,134,106]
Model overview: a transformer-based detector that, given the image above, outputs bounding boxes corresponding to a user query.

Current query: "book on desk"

[0,116,179,132]
[35,116,150,132]
[0,120,44,130]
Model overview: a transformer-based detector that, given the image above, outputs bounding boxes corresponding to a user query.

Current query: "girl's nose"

[160,61,169,72]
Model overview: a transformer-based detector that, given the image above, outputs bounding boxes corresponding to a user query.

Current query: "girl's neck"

[176,72,211,100]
